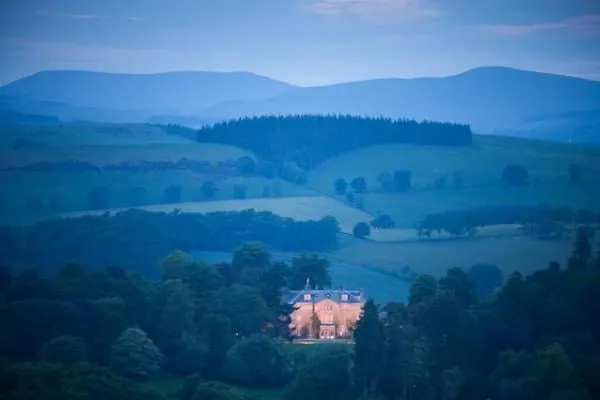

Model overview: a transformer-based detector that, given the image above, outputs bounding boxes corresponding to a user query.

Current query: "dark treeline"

[417,205,600,238]
[0,111,60,125]
[0,209,339,276]
[196,115,473,169]
[0,243,334,399]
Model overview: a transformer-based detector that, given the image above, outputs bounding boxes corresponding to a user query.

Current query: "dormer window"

[303,293,311,301]
[341,294,348,302]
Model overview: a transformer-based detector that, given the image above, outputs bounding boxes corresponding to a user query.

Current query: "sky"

[0,0,599,86]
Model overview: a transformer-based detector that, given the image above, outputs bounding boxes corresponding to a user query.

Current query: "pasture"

[0,141,255,168]
[356,182,600,228]
[307,134,600,227]
[0,122,190,150]
[0,170,315,224]
[331,235,579,279]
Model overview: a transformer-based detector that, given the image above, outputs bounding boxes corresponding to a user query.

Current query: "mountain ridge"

[1,66,599,143]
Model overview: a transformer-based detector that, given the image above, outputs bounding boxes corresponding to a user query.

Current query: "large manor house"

[284,280,365,339]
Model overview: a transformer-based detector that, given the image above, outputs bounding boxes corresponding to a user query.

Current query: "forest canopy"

[0,209,339,276]
[194,115,473,169]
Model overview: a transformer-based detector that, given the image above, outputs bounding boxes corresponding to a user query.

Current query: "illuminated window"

[303,293,311,301]
[341,294,348,301]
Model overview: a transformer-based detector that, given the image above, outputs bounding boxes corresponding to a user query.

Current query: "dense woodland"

[193,115,473,169]
[0,210,339,276]
[1,233,599,400]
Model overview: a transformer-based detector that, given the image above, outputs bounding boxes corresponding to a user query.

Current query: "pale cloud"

[308,0,442,21]
[481,14,600,36]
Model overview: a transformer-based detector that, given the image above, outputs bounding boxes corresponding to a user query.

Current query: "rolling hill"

[0,70,295,118]
[201,67,600,133]
[1,67,599,143]
[307,134,600,227]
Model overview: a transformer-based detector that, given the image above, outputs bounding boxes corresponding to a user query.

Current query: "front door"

[320,326,335,339]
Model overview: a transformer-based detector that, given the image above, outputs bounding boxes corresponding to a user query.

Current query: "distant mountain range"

[1,67,599,142]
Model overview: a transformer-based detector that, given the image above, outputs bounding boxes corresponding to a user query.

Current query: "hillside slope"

[0,70,295,115]
[307,134,600,227]
[201,67,600,132]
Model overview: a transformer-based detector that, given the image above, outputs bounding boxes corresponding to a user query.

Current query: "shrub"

[353,222,371,238]
[350,177,367,193]
[371,214,395,229]
[334,178,348,195]
[236,156,256,174]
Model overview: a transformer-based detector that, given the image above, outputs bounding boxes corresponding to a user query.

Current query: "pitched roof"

[284,289,364,305]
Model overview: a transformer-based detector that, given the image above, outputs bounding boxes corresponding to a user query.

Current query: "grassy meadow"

[307,134,600,227]
[0,170,315,224]
[0,122,191,150]
[331,234,586,279]
[0,141,255,168]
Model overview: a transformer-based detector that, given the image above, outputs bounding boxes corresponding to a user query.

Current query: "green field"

[0,123,192,150]
[0,171,315,224]
[0,141,255,168]
[307,134,600,227]
[331,234,585,279]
